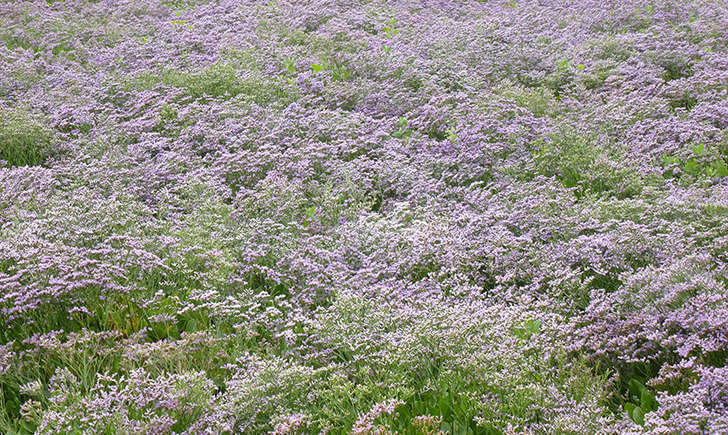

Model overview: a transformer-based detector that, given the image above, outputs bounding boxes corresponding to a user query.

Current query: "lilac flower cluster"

[1,0,727,433]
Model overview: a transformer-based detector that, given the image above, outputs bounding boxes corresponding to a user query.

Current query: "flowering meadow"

[1,0,727,433]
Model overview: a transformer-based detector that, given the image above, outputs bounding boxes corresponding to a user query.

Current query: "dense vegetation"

[1,0,727,433]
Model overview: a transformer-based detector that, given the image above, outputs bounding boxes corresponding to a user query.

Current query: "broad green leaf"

[692,143,705,156]
[663,155,680,166]
[631,406,645,426]
[712,160,728,177]
[628,379,645,399]
[684,159,698,175]
[624,402,635,416]
[641,389,657,413]
[527,318,541,334]
[305,205,315,219]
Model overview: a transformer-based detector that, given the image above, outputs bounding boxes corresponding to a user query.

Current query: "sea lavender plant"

[0,0,727,433]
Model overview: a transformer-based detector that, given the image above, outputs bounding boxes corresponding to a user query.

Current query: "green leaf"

[624,402,635,416]
[692,142,706,157]
[446,128,457,141]
[527,318,541,334]
[305,205,315,219]
[631,406,645,426]
[331,64,351,81]
[311,63,324,73]
[384,18,399,39]
[641,389,657,413]
[439,395,450,417]
[628,379,646,399]
[663,155,680,166]
[684,159,699,175]
[20,420,38,434]
[712,159,728,177]
[284,56,296,73]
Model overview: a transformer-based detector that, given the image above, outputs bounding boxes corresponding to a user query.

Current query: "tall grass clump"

[0,110,53,168]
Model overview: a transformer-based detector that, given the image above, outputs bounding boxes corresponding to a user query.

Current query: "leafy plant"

[662,143,728,180]
[391,117,412,140]
[513,318,541,341]
[310,60,351,81]
[623,379,657,426]
[534,131,644,198]
[283,56,296,73]
[383,19,399,39]
[446,127,458,142]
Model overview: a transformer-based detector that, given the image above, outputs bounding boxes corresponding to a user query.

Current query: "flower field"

[1,0,727,433]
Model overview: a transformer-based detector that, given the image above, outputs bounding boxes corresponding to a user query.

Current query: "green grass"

[0,110,54,168]
[534,130,646,199]
[122,62,299,106]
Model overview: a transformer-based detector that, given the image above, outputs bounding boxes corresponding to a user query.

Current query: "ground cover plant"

[0,0,727,433]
